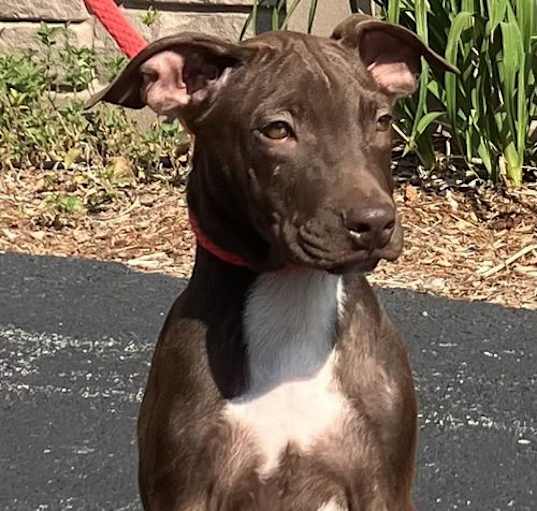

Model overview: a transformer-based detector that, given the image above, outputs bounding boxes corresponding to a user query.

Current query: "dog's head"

[89,15,456,273]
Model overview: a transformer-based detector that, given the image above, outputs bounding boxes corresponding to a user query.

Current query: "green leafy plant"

[376,0,537,185]
[0,25,188,181]
[141,6,160,28]
[101,54,128,83]
[45,194,85,215]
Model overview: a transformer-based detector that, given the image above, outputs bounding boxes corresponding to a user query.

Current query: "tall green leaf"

[307,0,318,34]
[281,0,303,30]
[445,12,475,154]
[239,0,259,40]
[486,0,508,35]
[387,0,401,23]
[500,21,523,145]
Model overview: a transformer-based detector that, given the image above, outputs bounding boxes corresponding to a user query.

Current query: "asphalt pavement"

[0,252,535,510]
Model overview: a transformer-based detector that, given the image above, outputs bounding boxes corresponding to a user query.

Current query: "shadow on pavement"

[1,252,535,510]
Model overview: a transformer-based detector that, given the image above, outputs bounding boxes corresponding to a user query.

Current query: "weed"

[141,7,160,28]
[46,194,85,215]
[0,24,188,180]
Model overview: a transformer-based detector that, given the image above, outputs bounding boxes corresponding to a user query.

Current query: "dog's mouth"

[277,217,403,274]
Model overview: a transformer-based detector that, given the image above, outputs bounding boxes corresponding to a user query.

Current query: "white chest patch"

[223,269,350,476]
[318,498,347,511]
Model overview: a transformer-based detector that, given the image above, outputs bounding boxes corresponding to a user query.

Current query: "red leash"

[86,0,252,268]
[84,0,147,58]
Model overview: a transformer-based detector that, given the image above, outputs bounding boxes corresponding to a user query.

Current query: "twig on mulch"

[480,244,537,278]
[93,199,140,223]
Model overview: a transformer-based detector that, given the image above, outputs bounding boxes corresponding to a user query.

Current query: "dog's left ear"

[86,33,254,121]
[332,14,458,97]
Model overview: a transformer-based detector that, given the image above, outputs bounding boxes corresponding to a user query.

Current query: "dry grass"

[1,164,536,310]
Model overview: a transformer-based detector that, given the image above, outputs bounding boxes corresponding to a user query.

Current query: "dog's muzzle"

[279,205,403,273]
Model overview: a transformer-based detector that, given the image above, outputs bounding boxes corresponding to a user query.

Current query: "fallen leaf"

[404,185,418,203]
[30,231,47,241]
[2,228,17,242]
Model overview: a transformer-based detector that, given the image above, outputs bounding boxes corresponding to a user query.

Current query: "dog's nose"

[345,204,395,251]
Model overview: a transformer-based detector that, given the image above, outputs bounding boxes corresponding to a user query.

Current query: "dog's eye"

[261,121,292,140]
[376,113,393,132]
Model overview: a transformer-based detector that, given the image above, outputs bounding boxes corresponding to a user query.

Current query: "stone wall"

[0,1,374,55]
[0,1,253,54]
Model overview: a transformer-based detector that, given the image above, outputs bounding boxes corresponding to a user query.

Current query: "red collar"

[189,211,252,268]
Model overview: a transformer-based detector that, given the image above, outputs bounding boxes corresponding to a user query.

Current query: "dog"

[89,14,456,510]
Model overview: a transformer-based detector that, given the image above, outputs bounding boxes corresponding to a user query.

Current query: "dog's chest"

[223,270,350,477]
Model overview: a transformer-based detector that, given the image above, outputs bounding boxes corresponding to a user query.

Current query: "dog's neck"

[186,146,274,271]
[188,241,344,400]
[243,269,342,394]
[186,148,345,397]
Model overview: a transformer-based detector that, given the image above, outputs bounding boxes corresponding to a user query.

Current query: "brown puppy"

[89,15,456,511]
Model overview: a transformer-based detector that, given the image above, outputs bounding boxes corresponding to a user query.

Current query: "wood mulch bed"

[1,157,536,310]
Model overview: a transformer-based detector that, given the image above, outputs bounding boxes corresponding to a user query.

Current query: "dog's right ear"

[86,33,254,119]
[332,15,458,97]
